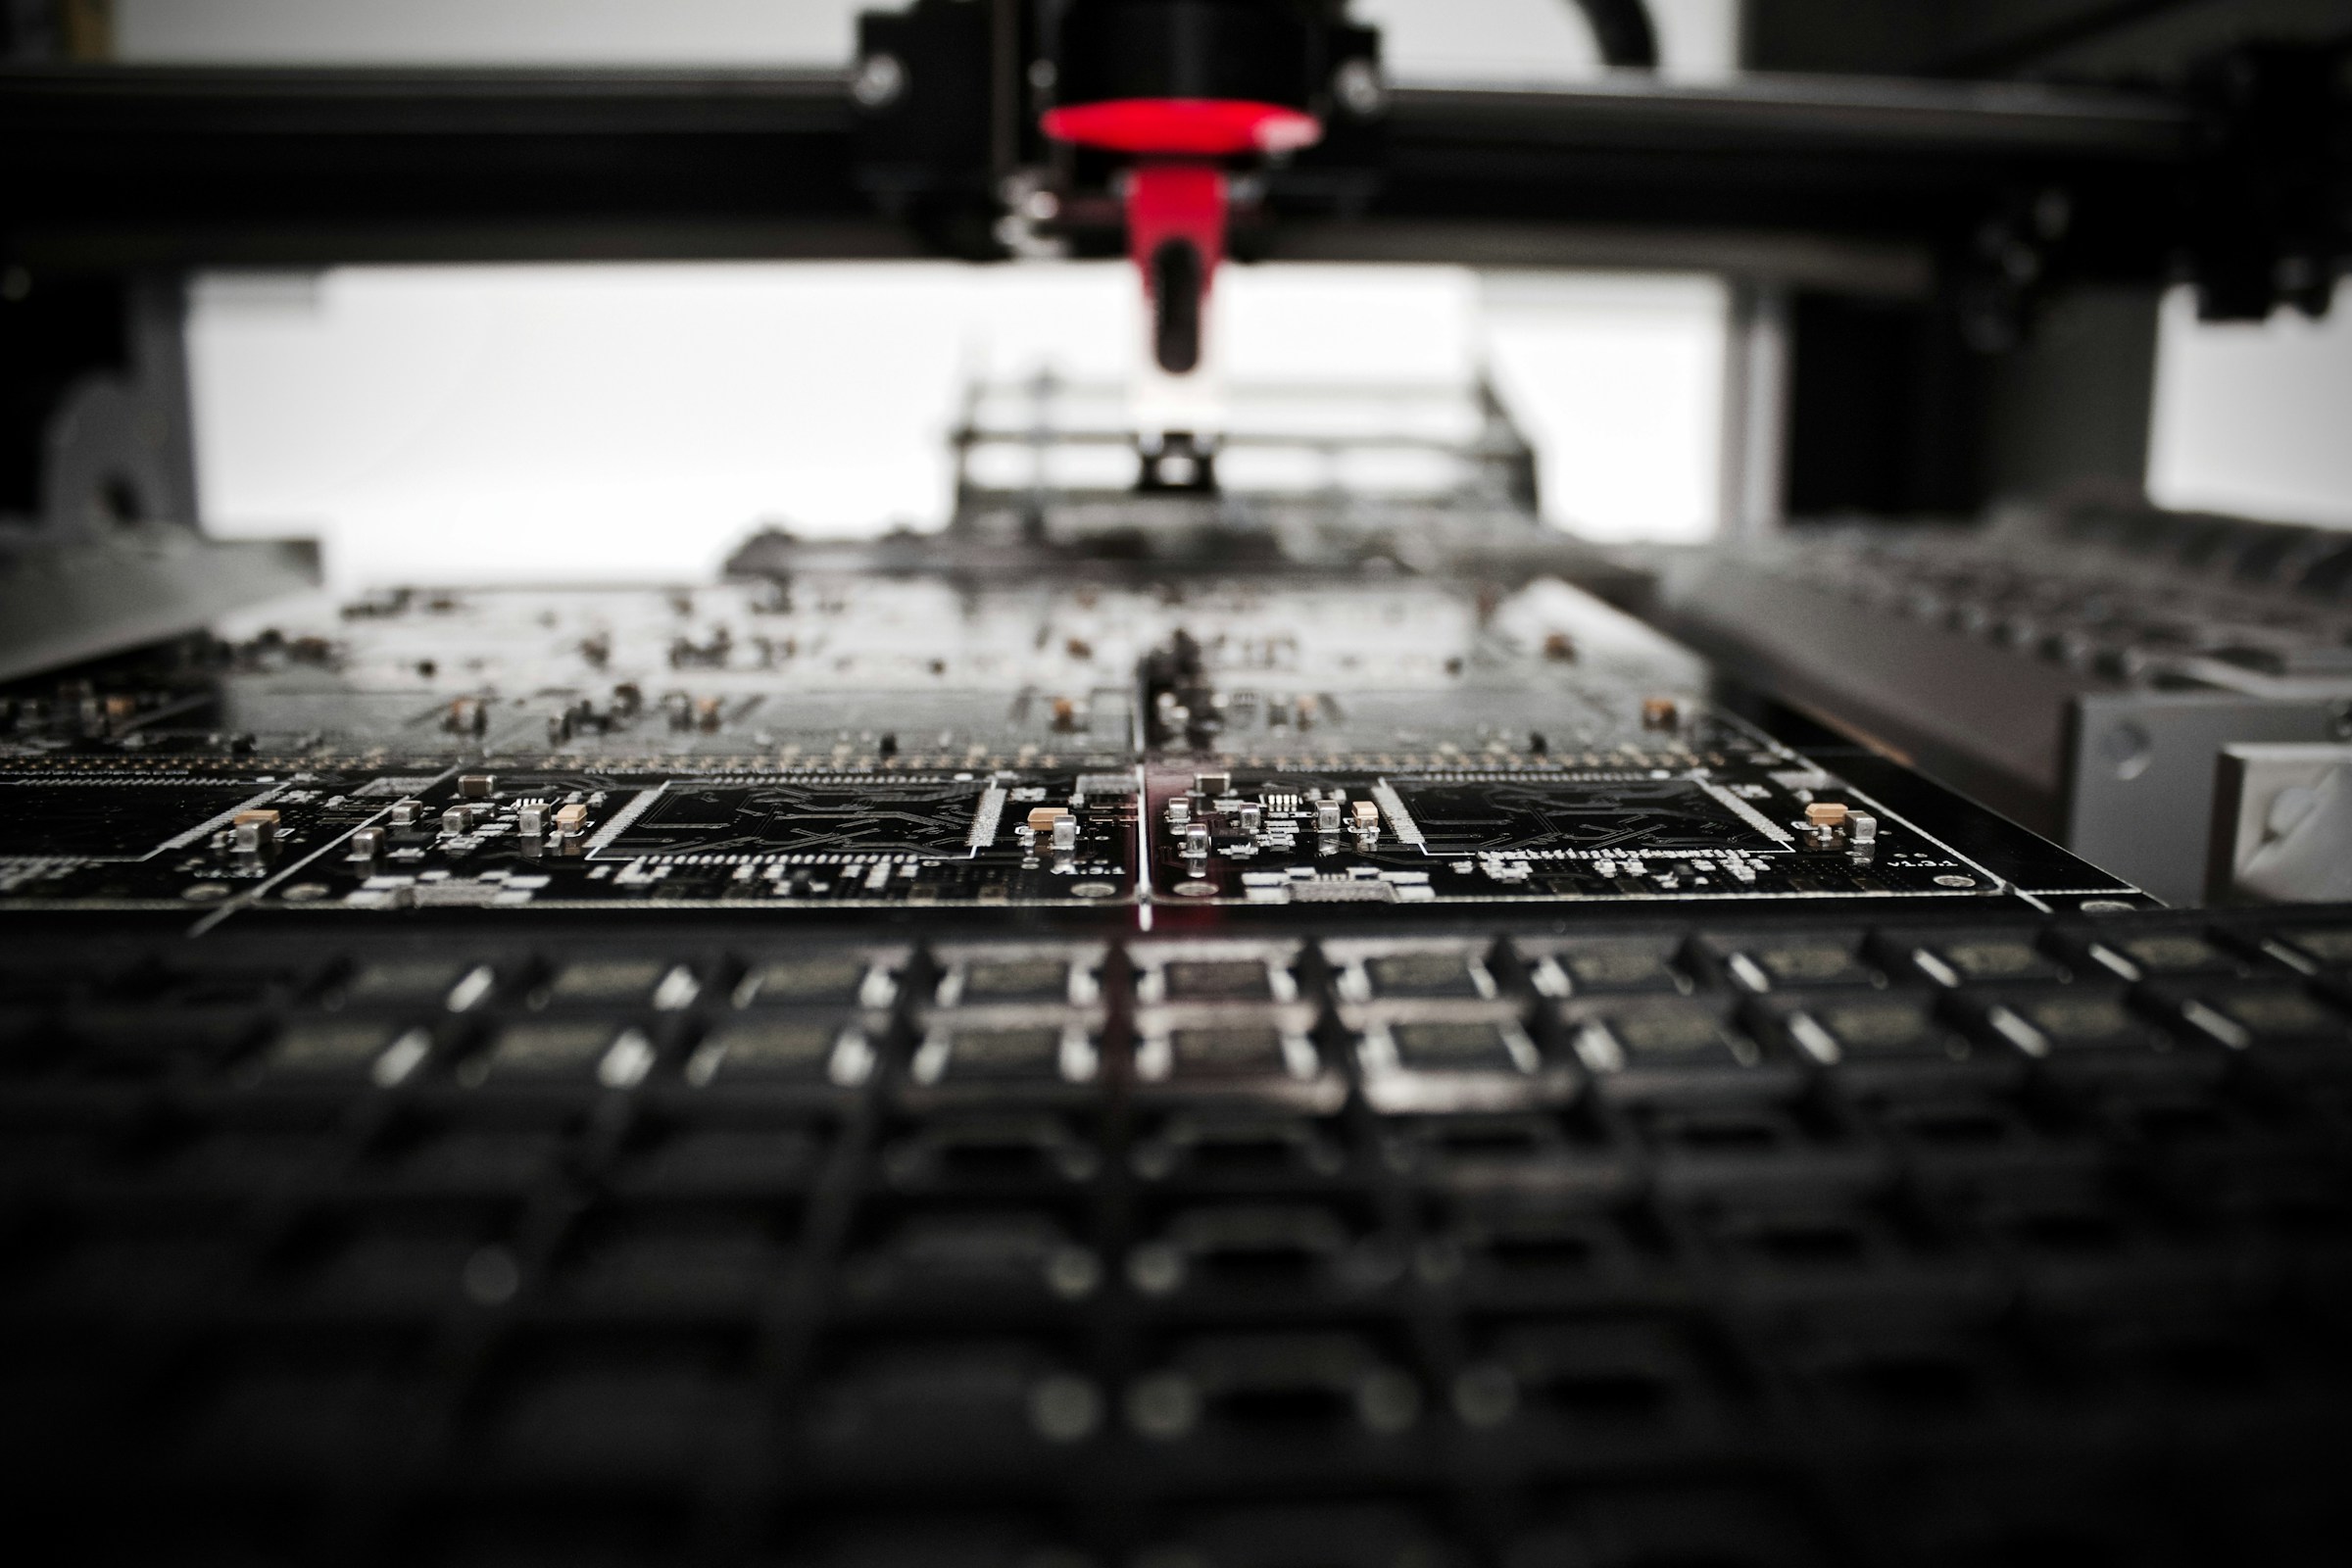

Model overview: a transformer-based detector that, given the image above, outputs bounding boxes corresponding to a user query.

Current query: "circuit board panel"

[0,575,2130,916]
[1140,760,2002,906]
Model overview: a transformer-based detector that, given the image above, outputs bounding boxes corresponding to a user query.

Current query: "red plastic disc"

[1041,97,1322,157]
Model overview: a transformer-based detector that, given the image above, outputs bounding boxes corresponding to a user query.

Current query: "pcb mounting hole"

[1069,881,1118,900]
[180,883,231,902]
[1934,875,1977,888]
[280,883,330,902]
[1172,881,1218,899]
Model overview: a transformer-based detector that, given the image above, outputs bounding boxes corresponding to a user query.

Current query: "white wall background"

[116,0,859,66]
[131,0,2352,585]
[2148,280,2352,530]
[187,263,1728,585]
[118,0,1740,77]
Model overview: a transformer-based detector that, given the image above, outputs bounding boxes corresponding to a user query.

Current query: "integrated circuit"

[1385,776,1778,856]
[591,777,996,860]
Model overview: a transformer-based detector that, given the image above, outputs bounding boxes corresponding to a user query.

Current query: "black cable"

[1567,0,1659,71]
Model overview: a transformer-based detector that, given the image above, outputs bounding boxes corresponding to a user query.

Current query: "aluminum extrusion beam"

[1,66,2194,272]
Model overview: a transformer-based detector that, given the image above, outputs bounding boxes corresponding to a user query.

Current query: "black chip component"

[1804,999,1970,1064]
[2008,994,2164,1054]
[689,1018,848,1083]
[466,1022,634,1084]
[2194,987,2350,1045]
[595,779,989,858]
[736,956,876,1005]
[1577,1000,1760,1071]
[344,959,482,1005]
[919,1024,1074,1082]
[258,1020,418,1082]
[1169,1025,1296,1078]
[2278,928,2352,968]
[547,959,675,1005]
[1160,959,1278,1002]
[1366,951,1485,998]
[1731,940,1876,989]
[961,959,1074,1002]
[2112,933,2239,975]
[1387,776,1777,855]
[1388,1018,1527,1072]
[1915,937,2064,984]
[1543,940,1684,993]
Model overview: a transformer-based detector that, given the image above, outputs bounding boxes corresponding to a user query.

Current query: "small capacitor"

[1052,816,1078,853]
[232,808,279,858]
[389,798,421,828]
[348,825,385,862]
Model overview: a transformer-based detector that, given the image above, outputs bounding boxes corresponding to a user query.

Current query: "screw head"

[2099,721,2155,781]
[1333,58,1386,117]
[853,52,906,109]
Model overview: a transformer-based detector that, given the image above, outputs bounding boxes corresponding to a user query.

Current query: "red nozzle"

[1124,164,1225,374]
[1043,98,1318,374]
